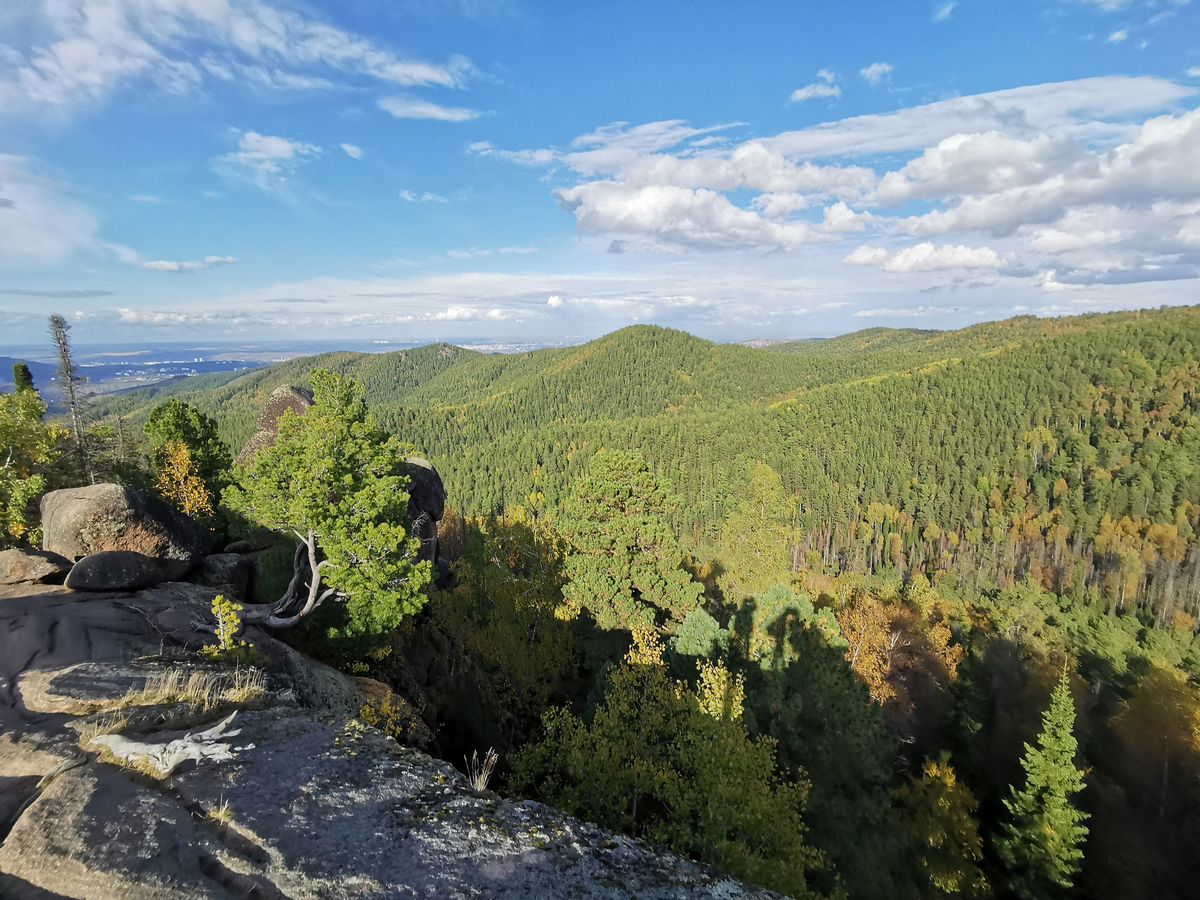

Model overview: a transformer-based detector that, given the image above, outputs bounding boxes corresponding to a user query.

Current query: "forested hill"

[95,304,1200,616]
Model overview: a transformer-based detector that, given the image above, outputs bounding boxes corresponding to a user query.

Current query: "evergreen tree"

[48,314,92,484]
[556,449,702,631]
[145,398,232,492]
[11,362,33,393]
[997,667,1090,898]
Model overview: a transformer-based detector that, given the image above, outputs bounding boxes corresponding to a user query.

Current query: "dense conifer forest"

[76,305,1200,899]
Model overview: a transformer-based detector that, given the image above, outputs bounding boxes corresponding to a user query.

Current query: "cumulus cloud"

[140,255,237,272]
[215,131,321,191]
[378,95,480,121]
[474,74,1199,283]
[341,143,363,159]
[860,62,893,85]
[0,0,474,116]
[0,154,98,263]
[1108,29,1128,42]
[854,306,962,317]
[791,70,840,102]
[547,295,562,307]
[845,242,1003,272]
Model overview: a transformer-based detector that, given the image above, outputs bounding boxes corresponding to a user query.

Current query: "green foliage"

[890,754,988,897]
[225,369,430,638]
[997,668,1089,897]
[0,387,65,546]
[556,449,702,631]
[428,510,575,717]
[510,633,826,899]
[200,594,269,665]
[145,399,232,491]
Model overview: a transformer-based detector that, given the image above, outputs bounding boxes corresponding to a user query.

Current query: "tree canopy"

[226,369,430,637]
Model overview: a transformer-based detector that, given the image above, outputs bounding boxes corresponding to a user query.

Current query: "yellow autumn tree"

[154,439,214,521]
[891,755,988,897]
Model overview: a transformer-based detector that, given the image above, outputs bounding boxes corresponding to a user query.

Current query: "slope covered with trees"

[76,304,1200,900]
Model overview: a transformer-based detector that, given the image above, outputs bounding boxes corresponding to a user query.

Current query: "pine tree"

[48,314,92,484]
[11,362,33,393]
[997,667,1089,898]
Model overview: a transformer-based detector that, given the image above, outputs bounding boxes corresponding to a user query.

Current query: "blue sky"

[1,0,1199,345]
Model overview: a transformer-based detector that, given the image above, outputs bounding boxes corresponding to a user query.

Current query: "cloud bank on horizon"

[0,0,1199,343]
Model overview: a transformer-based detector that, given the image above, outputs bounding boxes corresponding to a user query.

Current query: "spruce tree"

[997,667,1089,898]
[11,362,33,393]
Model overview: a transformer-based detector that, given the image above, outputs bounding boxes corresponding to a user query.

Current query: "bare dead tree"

[234,530,340,629]
[48,314,93,484]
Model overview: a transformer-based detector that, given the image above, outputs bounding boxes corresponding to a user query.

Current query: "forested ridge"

[95,305,1200,624]
[14,303,1195,897]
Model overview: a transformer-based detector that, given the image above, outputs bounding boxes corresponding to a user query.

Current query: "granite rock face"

[184,553,256,601]
[234,385,315,466]
[0,548,72,585]
[0,585,783,900]
[40,483,209,578]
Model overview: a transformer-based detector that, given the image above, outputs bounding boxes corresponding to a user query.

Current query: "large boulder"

[184,553,255,601]
[405,457,445,564]
[41,484,209,578]
[235,385,314,465]
[0,548,72,585]
[65,551,163,592]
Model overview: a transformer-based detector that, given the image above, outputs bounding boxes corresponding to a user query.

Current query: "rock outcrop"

[405,457,446,564]
[184,553,256,601]
[64,550,164,591]
[41,483,209,578]
[0,584,781,900]
[234,384,314,465]
[0,548,71,585]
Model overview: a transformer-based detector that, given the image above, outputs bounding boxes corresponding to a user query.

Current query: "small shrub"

[200,595,270,666]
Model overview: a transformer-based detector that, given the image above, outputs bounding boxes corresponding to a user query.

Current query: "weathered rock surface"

[234,385,315,466]
[64,550,164,592]
[406,457,445,565]
[0,585,781,900]
[184,553,255,601]
[0,548,71,585]
[41,484,209,578]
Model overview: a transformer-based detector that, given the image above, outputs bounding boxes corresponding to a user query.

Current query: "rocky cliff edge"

[0,583,782,900]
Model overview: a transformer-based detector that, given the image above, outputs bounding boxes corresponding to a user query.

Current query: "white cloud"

[791,83,841,102]
[1189,67,1200,77]
[378,95,480,121]
[140,255,237,272]
[341,143,363,159]
[934,2,956,21]
[130,194,161,203]
[499,245,538,254]
[547,295,562,307]
[0,154,97,263]
[0,0,473,114]
[860,62,893,85]
[844,245,889,266]
[1108,29,1128,42]
[854,306,962,317]
[846,242,1004,272]
[762,76,1192,158]
[400,190,447,202]
[215,131,321,191]
[475,75,1200,281]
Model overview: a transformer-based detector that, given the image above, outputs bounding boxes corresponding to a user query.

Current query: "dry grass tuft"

[208,798,233,826]
[119,666,266,711]
[77,713,130,747]
[465,747,499,791]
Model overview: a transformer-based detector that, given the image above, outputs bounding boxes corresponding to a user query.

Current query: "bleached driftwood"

[90,711,244,776]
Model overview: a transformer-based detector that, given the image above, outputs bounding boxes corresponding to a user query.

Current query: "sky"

[1,0,1199,346]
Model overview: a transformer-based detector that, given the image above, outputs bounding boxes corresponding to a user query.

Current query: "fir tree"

[997,667,1090,898]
